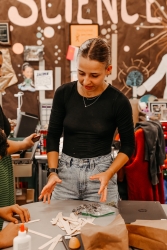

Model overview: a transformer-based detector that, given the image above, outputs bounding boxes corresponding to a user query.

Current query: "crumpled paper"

[0,49,18,93]
[81,214,129,250]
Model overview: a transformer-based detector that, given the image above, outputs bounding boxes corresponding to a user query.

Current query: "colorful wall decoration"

[0,0,167,119]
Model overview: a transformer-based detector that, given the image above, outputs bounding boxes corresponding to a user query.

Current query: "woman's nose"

[83,76,90,85]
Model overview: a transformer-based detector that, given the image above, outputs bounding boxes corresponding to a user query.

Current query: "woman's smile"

[84,85,93,90]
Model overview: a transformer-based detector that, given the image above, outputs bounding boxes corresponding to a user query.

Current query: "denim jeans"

[51,152,119,204]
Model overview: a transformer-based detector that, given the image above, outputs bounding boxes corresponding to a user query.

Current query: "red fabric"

[125,128,165,204]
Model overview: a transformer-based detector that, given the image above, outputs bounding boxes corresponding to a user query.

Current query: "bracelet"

[47,172,58,179]
[47,168,58,177]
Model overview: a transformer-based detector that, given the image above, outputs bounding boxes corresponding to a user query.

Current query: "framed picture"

[0,20,11,45]
[161,108,167,121]
[148,101,167,114]
[24,46,43,61]
[70,24,99,47]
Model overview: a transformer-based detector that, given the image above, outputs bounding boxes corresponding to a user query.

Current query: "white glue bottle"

[13,223,31,250]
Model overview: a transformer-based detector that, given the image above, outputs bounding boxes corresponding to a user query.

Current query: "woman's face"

[77,56,112,93]
[23,66,33,79]
[0,54,3,77]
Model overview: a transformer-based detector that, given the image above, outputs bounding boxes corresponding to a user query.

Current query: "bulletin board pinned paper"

[0,20,11,45]
[70,24,99,47]
[34,70,53,90]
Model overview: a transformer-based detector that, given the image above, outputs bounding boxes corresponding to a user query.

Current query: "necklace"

[83,94,102,108]
[85,95,101,100]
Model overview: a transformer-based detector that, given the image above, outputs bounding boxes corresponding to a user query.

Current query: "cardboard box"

[12,142,38,204]
[12,141,38,177]
[16,188,27,205]
[16,188,35,205]
[13,163,32,177]
[26,189,34,203]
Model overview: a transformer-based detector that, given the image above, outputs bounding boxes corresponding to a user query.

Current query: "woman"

[0,123,35,230]
[39,38,135,205]
[0,105,35,230]
[0,51,35,221]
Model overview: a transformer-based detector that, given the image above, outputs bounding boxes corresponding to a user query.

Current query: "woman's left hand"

[89,172,111,202]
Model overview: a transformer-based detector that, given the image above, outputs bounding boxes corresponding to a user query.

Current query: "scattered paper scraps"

[50,212,95,236]
[38,235,62,250]
[38,212,95,249]
[48,234,62,250]
[18,219,40,225]
[25,219,40,224]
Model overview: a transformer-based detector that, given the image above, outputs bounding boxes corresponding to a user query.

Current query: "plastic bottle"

[13,224,31,250]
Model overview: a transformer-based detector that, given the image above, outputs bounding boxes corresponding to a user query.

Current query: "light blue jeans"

[51,152,119,204]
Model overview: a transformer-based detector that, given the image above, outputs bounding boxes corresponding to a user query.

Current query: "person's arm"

[0,204,30,223]
[106,153,129,179]
[39,86,67,204]
[38,151,62,204]
[0,106,5,130]
[0,223,20,248]
[47,151,59,169]
[90,153,129,202]
[7,133,36,155]
[90,93,135,202]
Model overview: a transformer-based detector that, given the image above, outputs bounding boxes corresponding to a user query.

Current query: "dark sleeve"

[46,86,66,153]
[0,106,11,137]
[115,94,135,158]
[0,106,4,129]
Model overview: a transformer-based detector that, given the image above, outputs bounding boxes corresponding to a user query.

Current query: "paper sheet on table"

[126,220,167,250]
[81,214,129,250]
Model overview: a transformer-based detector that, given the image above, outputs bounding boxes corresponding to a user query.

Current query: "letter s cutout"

[8,0,38,26]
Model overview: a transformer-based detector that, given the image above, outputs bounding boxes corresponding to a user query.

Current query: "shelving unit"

[39,101,52,127]
[12,142,39,204]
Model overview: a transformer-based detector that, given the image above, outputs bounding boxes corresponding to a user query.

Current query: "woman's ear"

[106,65,112,75]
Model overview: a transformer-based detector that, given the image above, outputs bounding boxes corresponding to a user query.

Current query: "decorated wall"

[0,0,167,120]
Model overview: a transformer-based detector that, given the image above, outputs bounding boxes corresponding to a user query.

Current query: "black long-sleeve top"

[47,81,135,159]
[0,106,11,137]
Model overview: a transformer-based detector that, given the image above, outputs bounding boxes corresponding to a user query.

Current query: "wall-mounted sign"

[34,70,53,90]
[0,20,11,45]
[70,24,99,47]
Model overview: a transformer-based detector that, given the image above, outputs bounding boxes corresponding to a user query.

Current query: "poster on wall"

[2,0,167,119]
[18,62,35,92]
[24,46,43,61]
[0,20,11,45]
[34,70,53,90]
[70,24,99,47]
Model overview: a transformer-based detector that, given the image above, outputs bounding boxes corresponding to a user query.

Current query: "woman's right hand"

[38,174,62,204]
[22,133,36,149]
[7,133,35,155]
